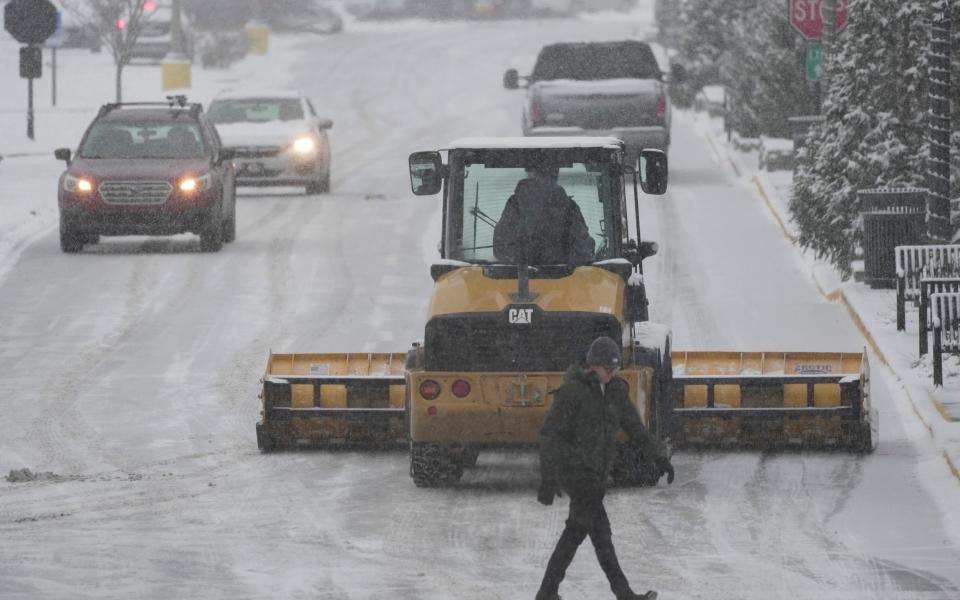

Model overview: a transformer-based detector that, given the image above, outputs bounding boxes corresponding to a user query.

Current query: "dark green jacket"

[492,178,595,265]
[540,364,662,487]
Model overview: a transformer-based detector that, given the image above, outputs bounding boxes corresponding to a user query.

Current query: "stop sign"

[4,0,58,45]
[791,0,849,39]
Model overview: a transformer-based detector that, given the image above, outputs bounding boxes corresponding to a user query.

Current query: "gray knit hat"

[586,336,621,368]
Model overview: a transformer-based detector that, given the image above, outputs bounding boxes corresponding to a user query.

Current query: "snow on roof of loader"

[444,136,625,150]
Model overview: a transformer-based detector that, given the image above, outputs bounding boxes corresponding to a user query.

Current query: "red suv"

[54,97,237,252]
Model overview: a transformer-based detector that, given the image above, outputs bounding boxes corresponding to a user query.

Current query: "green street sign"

[806,42,822,81]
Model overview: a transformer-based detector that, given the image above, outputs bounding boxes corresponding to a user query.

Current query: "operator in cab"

[493,163,595,265]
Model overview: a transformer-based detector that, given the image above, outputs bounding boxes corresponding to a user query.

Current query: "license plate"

[240,162,265,175]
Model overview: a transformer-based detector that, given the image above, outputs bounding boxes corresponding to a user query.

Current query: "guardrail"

[895,244,960,330]
[930,291,960,386]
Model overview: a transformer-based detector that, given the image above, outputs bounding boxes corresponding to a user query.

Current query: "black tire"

[83,233,101,245]
[462,447,480,468]
[199,209,223,252]
[410,442,464,487]
[59,216,84,253]
[306,168,330,194]
[222,210,236,243]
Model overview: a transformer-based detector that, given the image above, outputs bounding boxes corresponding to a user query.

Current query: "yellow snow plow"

[671,351,875,451]
[256,138,876,484]
[256,352,407,450]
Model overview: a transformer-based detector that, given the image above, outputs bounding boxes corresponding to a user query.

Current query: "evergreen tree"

[791,0,959,276]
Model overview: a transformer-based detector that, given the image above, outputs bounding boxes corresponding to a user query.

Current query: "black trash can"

[859,188,927,289]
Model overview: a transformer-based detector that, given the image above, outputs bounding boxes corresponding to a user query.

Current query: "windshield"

[531,42,661,81]
[446,149,622,264]
[78,122,205,159]
[207,98,305,124]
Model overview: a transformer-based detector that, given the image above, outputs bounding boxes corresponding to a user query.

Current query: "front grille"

[99,181,172,205]
[233,146,281,158]
[424,310,621,372]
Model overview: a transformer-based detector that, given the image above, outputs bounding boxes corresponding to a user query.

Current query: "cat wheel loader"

[257,137,876,486]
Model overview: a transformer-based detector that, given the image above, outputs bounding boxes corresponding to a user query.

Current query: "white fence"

[930,290,960,385]
[894,244,960,330]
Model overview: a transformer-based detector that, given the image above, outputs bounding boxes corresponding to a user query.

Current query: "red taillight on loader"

[451,379,471,398]
[656,94,666,118]
[419,379,441,400]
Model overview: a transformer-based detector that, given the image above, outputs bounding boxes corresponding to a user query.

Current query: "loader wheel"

[410,443,464,487]
[610,442,660,487]
[461,447,480,468]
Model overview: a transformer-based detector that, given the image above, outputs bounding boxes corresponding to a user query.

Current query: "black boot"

[618,592,657,600]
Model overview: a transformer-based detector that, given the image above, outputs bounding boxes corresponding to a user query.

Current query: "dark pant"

[536,479,633,599]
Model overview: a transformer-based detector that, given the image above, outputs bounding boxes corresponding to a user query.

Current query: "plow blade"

[257,352,408,450]
[670,351,876,451]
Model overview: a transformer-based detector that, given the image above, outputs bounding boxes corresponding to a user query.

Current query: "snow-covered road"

[1,6,959,599]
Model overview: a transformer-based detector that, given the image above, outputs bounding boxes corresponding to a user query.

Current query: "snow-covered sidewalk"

[684,108,960,488]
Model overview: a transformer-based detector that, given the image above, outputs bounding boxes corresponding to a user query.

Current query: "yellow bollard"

[161,58,192,91]
[245,23,269,55]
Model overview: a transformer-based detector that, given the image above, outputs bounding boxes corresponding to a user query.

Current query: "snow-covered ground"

[688,107,960,540]
[2,2,959,598]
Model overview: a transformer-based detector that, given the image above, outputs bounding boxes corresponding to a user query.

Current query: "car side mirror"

[54,148,72,162]
[316,118,333,130]
[409,151,444,195]
[218,147,236,162]
[503,68,520,90]
[638,149,668,195]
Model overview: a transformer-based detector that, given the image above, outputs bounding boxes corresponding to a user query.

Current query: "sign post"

[4,0,59,140]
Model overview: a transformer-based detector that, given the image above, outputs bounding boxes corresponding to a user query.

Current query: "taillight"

[451,379,471,398]
[530,89,542,123]
[419,380,441,400]
[656,95,666,118]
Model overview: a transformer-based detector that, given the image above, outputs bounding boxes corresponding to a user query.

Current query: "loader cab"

[408,138,667,272]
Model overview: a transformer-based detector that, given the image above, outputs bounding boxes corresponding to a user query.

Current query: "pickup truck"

[504,40,678,157]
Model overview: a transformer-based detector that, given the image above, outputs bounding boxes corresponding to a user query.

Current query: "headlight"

[291,135,317,154]
[179,173,212,193]
[63,174,94,193]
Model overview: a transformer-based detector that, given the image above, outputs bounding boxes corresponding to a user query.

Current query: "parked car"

[51,1,103,52]
[54,96,237,253]
[758,136,795,171]
[694,85,725,117]
[206,89,333,194]
[128,3,195,63]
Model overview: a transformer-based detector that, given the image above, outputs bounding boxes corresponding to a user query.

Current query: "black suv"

[54,96,236,252]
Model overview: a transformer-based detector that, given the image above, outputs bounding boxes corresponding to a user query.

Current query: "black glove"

[656,456,675,485]
[537,480,561,506]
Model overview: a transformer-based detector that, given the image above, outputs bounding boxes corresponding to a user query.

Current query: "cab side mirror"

[638,149,668,195]
[409,151,444,195]
[503,68,520,90]
[316,118,333,130]
[218,147,236,162]
[54,148,72,162]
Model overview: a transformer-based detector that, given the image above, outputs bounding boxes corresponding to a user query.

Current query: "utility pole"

[820,0,835,98]
[927,0,952,242]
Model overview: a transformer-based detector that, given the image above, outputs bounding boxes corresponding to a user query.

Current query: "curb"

[747,172,959,483]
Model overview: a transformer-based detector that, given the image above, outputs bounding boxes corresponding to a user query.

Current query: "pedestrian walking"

[535,336,674,600]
